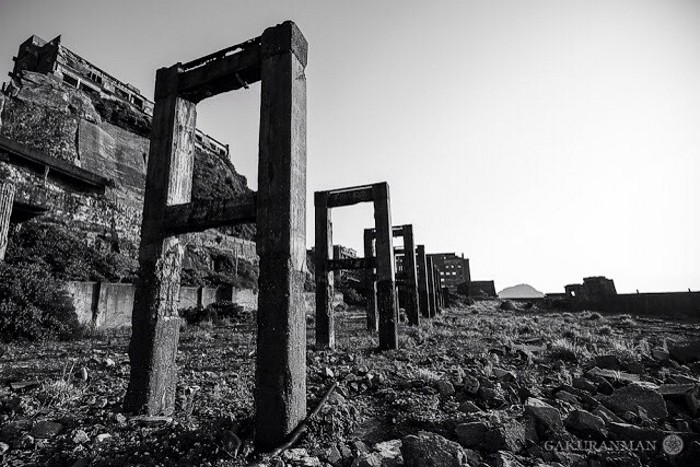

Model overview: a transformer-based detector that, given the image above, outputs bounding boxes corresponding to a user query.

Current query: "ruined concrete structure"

[565,276,617,300]
[458,280,497,297]
[367,225,420,326]
[315,183,398,350]
[428,252,470,292]
[0,34,255,281]
[124,22,308,451]
[9,34,229,157]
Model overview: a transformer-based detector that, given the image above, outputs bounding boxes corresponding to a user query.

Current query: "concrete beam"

[162,193,256,235]
[326,185,374,208]
[328,257,375,271]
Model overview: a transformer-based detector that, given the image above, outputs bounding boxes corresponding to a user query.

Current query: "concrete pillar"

[372,183,398,350]
[416,244,430,319]
[364,228,378,332]
[254,22,308,451]
[314,192,334,349]
[0,181,15,260]
[124,64,196,415]
[402,225,420,326]
[432,262,442,313]
[427,256,437,318]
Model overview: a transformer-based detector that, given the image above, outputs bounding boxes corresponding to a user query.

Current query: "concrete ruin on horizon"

[124,21,308,451]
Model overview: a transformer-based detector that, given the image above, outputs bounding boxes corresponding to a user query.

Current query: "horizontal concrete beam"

[0,136,110,188]
[326,186,374,208]
[178,45,262,102]
[365,224,407,238]
[163,193,256,235]
[328,257,376,271]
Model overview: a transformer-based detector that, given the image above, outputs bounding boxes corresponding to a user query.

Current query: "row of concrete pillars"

[314,184,445,350]
[0,21,447,453]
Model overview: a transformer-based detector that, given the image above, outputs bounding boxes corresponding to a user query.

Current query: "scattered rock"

[483,421,526,453]
[572,377,597,393]
[658,383,700,414]
[669,341,700,364]
[12,434,34,450]
[71,430,90,444]
[437,381,455,396]
[500,301,518,311]
[593,354,621,371]
[0,442,8,454]
[606,422,666,441]
[95,433,112,443]
[401,431,468,467]
[463,375,480,395]
[604,384,668,419]
[524,397,564,435]
[493,368,516,382]
[651,349,671,362]
[455,421,489,447]
[458,401,480,413]
[31,421,63,439]
[564,409,607,438]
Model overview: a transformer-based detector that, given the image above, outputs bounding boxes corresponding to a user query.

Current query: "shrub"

[6,221,137,282]
[179,301,248,326]
[0,262,81,341]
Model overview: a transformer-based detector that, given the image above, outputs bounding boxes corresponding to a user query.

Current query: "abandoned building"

[0,34,258,324]
[427,252,470,292]
[565,276,618,300]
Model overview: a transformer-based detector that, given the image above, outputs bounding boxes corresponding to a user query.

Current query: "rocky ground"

[2,300,700,466]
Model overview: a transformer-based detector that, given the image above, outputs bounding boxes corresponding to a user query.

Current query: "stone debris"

[668,340,700,363]
[603,383,668,419]
[401,431,469,467]
[524,397,564,435]
[30,420,63,439]
[564,409,607,438]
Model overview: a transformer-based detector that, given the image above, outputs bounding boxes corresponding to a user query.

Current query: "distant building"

[565,276,617,301]
[427,252,470,292]
[333,245,357,282]
[8,34,229,158]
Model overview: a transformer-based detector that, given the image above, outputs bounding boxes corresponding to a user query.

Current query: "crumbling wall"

[0,70,256,277]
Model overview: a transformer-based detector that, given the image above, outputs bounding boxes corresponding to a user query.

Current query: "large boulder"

[400,431,468,467]
[603,384,668,420]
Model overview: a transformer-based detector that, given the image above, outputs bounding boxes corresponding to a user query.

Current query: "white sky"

[1,0,698,294]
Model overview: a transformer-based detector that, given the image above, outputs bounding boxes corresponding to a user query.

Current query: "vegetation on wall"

[0,261,81,341]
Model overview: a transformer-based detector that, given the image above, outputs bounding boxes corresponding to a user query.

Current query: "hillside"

[498,283,544,298]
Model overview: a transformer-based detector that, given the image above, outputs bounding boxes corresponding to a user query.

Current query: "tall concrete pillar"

[314,192,334,348]
[427,257,437,318]
[416,245,430,318]
[372,183,398,350]
[402,225,420,326]
[124,64,196,415]
[254,22,308,451]
[364,228,378,332]
[0,181,15,260]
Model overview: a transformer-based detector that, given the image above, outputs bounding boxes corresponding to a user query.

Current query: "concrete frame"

[123,21,307,451]
[365,225,420,326]
[314,182,398,350]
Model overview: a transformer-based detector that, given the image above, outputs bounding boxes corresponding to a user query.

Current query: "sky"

[0,0,698,294]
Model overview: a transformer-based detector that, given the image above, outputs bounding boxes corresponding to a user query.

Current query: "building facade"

[427,252,470,292]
